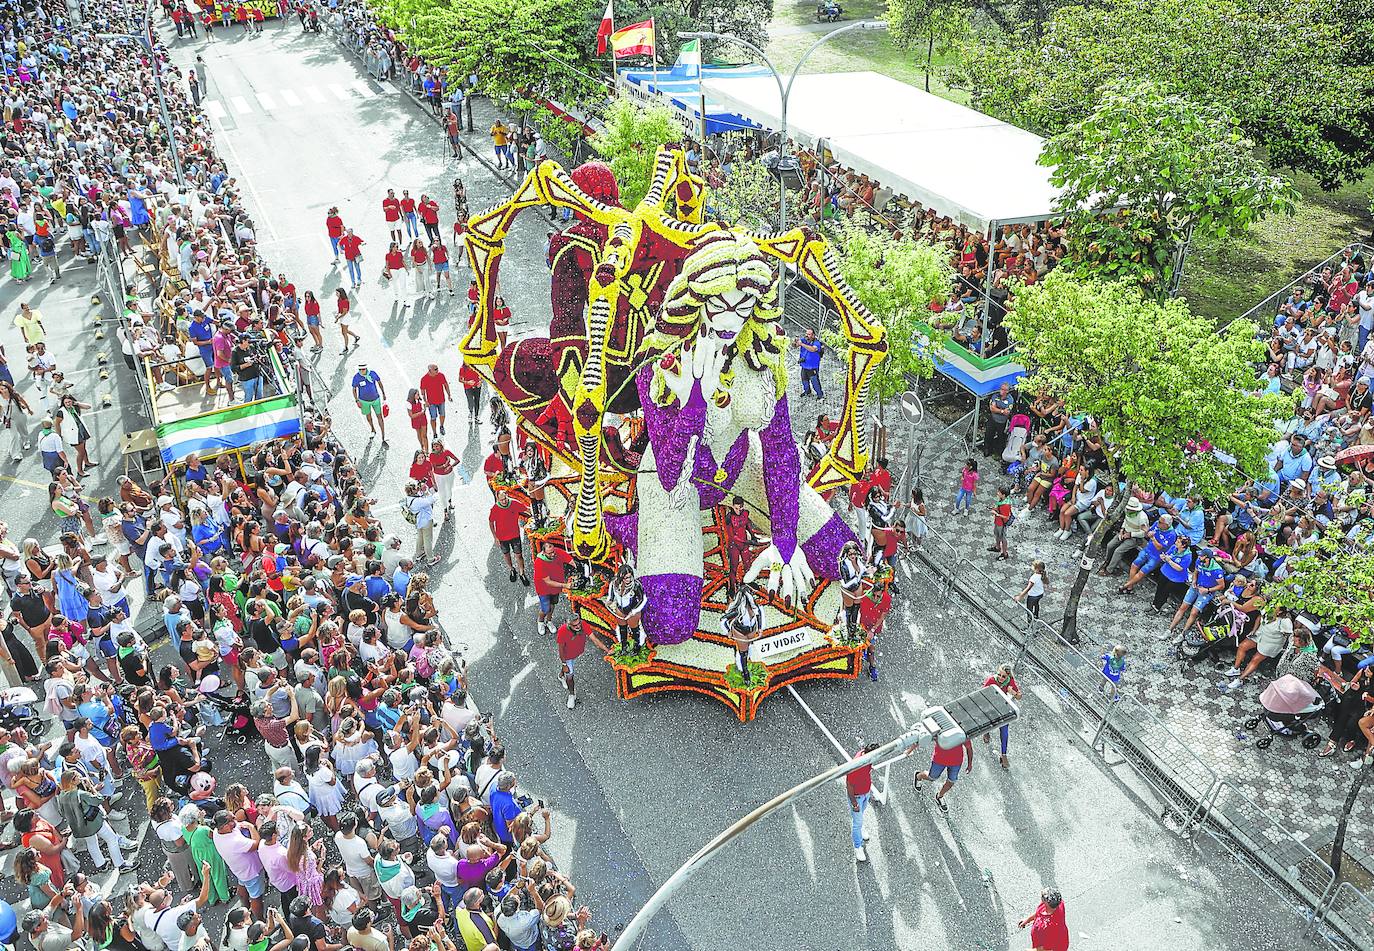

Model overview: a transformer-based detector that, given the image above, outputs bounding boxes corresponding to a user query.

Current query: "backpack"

[401,495,417,525]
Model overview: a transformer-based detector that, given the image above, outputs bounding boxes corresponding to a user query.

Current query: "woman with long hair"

[302,289,324,351]
[287,823,325,913]
[407,387,429,454]
[304,742,344,830]
[0,378,33,463]
[722,584,765,684]
[604,565,647,654]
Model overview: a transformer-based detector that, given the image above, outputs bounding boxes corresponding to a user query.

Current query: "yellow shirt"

[490,124,509,147]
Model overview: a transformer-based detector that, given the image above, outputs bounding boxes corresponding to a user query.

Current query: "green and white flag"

[678,38,701,72]
[156,394,301,465]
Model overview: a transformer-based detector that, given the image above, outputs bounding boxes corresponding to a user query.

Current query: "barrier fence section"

[900,518,1365,947]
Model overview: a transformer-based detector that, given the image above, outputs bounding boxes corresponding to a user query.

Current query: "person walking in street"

[983,664,1022,769]
[431,240,453,296]
[795,327,823,399]
[1012,560,1046,620]
[302,290,324,352]
[954,457,979,516]
[406,389,430,455]
[418,195,440,244]
[338,228,365,290]
[489,490,530,585]
[334,289,359,353]
[419,364,451,435]
[1,378,33,463]
[429,438,464,526]
[409,239,432,301]
[400,190,418,240]
[382,189,402,245]
[1018,887,1070,951]
[914,734,973,814]
[187,69,201,106]
[325,208,344,263]
[446,109,463,159]
[194,54,207,93]
[555,612,586,709]
[847,741,879,862]
[532,537,571,637]
[489,121,512,169]
[459,361,482,424]
[352,363,389,445]
[384,241,410,307]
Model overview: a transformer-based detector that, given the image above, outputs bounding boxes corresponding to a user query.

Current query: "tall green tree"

[1005,269,1293,642]
[950,0,1374,190]
[886,0,968,92]
[1041,81,1296,297]
[590,100,684,209]
[1267,531,1374,645]
[829,220,951,413]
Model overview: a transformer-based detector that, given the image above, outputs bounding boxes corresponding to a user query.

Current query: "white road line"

[349,81,375,99]
[257,91,278,110]
[230,96,251,114]
[328,83,351,101]
[303,86,326,103]
[204,100,226,118]
[280,89,302,107]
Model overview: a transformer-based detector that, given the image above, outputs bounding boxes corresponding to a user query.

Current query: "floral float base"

[570,506,866,722]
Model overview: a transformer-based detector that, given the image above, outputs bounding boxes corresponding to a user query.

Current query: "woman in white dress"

[304,743,345,830]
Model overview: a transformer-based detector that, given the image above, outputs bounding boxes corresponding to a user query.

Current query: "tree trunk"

[1331,762,1369,882]
[925,33,933,93]
[1061,478,1134,644]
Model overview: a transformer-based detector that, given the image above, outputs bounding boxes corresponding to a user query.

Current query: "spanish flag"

[610,18,655,58]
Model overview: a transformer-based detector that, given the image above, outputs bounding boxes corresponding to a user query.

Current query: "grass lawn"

[762,2,1373,321]
[1179,169,1373,323]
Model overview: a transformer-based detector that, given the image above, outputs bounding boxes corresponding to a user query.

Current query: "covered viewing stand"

[700,70,1057,433]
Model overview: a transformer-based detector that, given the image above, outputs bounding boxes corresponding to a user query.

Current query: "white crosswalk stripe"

[230,96,251,114]
[257,91,278,110]
[304,86,326,103]
[328,84,350,101]
[204,100,226,119]
[349,81,375,99]
[281,89,302,107]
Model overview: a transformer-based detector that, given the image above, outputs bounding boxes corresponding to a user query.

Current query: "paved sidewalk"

[910,423,1369,865]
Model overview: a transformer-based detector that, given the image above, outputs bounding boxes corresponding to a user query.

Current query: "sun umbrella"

[1259,674,1319,715]
[1335,444,1374,465]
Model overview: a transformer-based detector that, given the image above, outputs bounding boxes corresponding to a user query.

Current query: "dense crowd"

[0,5,618,951]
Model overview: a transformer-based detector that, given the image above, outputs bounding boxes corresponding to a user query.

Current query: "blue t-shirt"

[1160,549,1194,583]
[1194,563,1224,591]
[189,318,213,351]
[365,576,391,602]
[1175,507,1206,545]
[193,522,225,554]
[490,788,523,843]
[352,370,381,402]
[1147,524,1177,554]
[392,568,411,598]
[148,720,177,751]
[798,338,822,370]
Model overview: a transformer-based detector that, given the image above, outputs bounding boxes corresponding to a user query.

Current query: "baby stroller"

[0,685,45,736]
[1180,597,1247,663]
[200,685,257,746]
[1245,674,1325,750]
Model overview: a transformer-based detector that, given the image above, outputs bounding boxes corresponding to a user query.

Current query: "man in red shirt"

[849,473,873,540]
[428,437,463,525]
[325,207,344,263]
[482,442,510,493]
[534,391,573,457]
[847,742,880,862]
[418,194,441,243]
[869,457,892,495]
[382,189,402,245]
[555,613,587,709]
[458,362,483,422]
[532,539,572,637]
[722,495,755,599]
[419,364,452,436]
[488,490,529,585]
[915,736,973,814]
[338,228,365,290]
[858,578,890,683]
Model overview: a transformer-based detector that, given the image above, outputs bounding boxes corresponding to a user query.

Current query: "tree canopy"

[1005,269,1293,501]
[950,0,1374,190]
[829,220,951,404]
[1041,81,1297,296]
[1268,531,1374,645]
[589,100,684,209]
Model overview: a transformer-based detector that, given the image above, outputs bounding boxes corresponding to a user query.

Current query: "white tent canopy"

[700,71,1061,232]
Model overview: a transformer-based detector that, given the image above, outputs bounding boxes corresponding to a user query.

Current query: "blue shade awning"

[618,64,767,137]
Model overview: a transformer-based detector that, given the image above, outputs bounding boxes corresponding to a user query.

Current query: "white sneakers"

[566,693,576,709]
[855,846,867,862]
[1055,529,1072,540]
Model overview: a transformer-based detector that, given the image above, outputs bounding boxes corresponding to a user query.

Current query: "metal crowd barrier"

[1317,882,1374,950]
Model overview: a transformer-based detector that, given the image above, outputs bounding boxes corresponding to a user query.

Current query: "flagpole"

[650,18,659,95]
[696,50,707,159]
[609,3,618,88]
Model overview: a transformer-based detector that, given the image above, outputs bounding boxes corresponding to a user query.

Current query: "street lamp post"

[679,22,886,313]
[613,685,1018,948]
[101,0,184,186]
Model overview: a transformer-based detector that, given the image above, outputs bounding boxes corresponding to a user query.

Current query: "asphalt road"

[0,19,1310,950]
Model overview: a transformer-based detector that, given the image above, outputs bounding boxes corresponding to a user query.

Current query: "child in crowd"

[1100,644,1128,700]
[954,458,979,515]
[990,486,1012,560]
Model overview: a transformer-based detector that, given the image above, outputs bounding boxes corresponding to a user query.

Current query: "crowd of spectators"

[0,4,617,951]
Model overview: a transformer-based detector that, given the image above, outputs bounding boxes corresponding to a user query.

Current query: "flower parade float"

[463,147,889,721]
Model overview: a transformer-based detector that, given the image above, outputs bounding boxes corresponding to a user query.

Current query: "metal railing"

[1318,882,1374,950]
[1223,241,1374,332]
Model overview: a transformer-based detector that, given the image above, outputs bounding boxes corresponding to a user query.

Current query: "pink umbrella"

[1259,674,1319,715]
[1335,445,1374,465]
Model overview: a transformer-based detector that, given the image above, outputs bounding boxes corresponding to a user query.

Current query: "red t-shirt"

[419,200,440,225]
[870,468,892,494]
[431,244,448,265]
[932,740,971,768]
[459,365,481,390]
[408,398,427,430]
[326,215,344,238]
[419,372,448,405]
[859,586,891,631]
[984,673,1020,695]
[338,234,363,259]
[494,306,511,327]
[489,500,526,541]
[411,245,428,265]
[849,480,872,509]
[994,501,1012,527]
[382,197,401,222]
[336,296,350,317]
[409,458,433,485]
[385,249,404,270]
[399,197,416,214]
[429,448,459,476]
[556,622,587,662]
[533,549,572,596]
[845,765,872,796]
[304,299,320,318]
[483,452,505,476]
